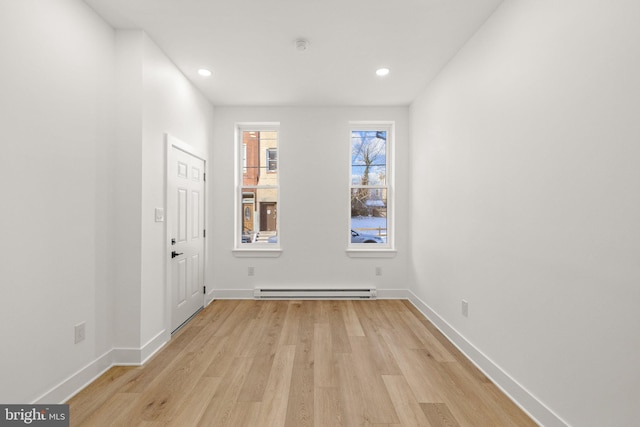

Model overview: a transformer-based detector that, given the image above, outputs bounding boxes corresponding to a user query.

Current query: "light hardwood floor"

[67,300,537,426]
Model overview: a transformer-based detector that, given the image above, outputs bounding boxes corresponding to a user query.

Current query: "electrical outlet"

[75,322,86,344]
[375,266,382,276]
[248,266,255,276]
[461,300,469,317]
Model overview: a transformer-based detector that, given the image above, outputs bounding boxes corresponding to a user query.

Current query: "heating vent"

[254,287,377,300]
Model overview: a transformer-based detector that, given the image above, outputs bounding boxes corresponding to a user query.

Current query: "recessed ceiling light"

[376,68,390,76]
[198,68,212,77]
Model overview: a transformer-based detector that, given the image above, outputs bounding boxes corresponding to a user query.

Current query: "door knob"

[171,251,183,259]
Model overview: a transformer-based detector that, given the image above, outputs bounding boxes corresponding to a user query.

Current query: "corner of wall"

[406,291,568,427]
[34,330,169,405]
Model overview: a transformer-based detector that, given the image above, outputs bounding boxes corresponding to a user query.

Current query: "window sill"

[233,248,282,258]
[346,249,397,258]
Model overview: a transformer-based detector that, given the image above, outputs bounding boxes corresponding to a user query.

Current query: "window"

[349,123,393,250]
[267,148,278,172]
[237,125,279,248]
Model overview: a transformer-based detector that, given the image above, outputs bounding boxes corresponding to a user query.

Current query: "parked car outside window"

[350,229,383,243]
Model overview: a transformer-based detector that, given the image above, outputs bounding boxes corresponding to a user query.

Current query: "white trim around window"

[233,123,282,257]
[347,121,396,258]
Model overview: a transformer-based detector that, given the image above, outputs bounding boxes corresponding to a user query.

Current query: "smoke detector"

[295,38,310,52]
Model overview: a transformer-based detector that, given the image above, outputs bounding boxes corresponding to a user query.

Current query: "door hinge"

[203,173,206,182]
[203,286,206,294]
[203,229,206,238]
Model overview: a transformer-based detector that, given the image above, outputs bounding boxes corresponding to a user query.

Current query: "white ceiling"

[83,0,503,106]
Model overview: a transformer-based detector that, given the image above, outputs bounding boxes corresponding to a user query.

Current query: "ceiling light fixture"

[295,38,310,52]
[198,68,212,77]
[376,68,390,76]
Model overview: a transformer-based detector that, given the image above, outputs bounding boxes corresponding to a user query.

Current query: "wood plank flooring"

[67,300,536,426]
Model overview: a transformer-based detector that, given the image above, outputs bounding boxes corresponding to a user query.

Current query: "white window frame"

[233,123,282,257]
[347,121,396,257]
[242,144,247,174]
[267,148,278,172]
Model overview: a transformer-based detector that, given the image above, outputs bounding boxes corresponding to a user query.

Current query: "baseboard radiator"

[254,287,377,300]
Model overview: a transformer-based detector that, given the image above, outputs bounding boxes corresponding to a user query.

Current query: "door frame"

[165,133,208,336]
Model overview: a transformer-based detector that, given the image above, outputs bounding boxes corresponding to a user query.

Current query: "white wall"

[113,30,143,350]
[140,33,213,344]
[409,1,640,426]
[209,107,409,297]
[109,30,217,354]
[0,1,214,403]
[113,30,214,353]
[0,0,115,403]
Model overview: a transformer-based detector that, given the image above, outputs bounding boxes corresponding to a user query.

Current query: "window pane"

[267,148,278,172]
[242,130,278,186]
[240,187,278,244]
[351,130,386,186]
[350,188,387,244]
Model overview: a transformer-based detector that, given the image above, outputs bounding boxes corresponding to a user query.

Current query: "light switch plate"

[155,208,165,222]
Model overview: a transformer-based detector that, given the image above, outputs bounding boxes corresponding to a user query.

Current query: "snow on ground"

[351,216,387,242]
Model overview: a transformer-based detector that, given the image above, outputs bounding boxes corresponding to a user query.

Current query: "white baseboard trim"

[376,288,408,299]
[112,329,168,366]
[35,291,564,426]
[406,290,568,427]
[33,350,114,404]
[34,330,168,404]
[210,288,258,299]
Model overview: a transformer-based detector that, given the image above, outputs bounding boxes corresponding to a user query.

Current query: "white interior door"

[168,142,205,332]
